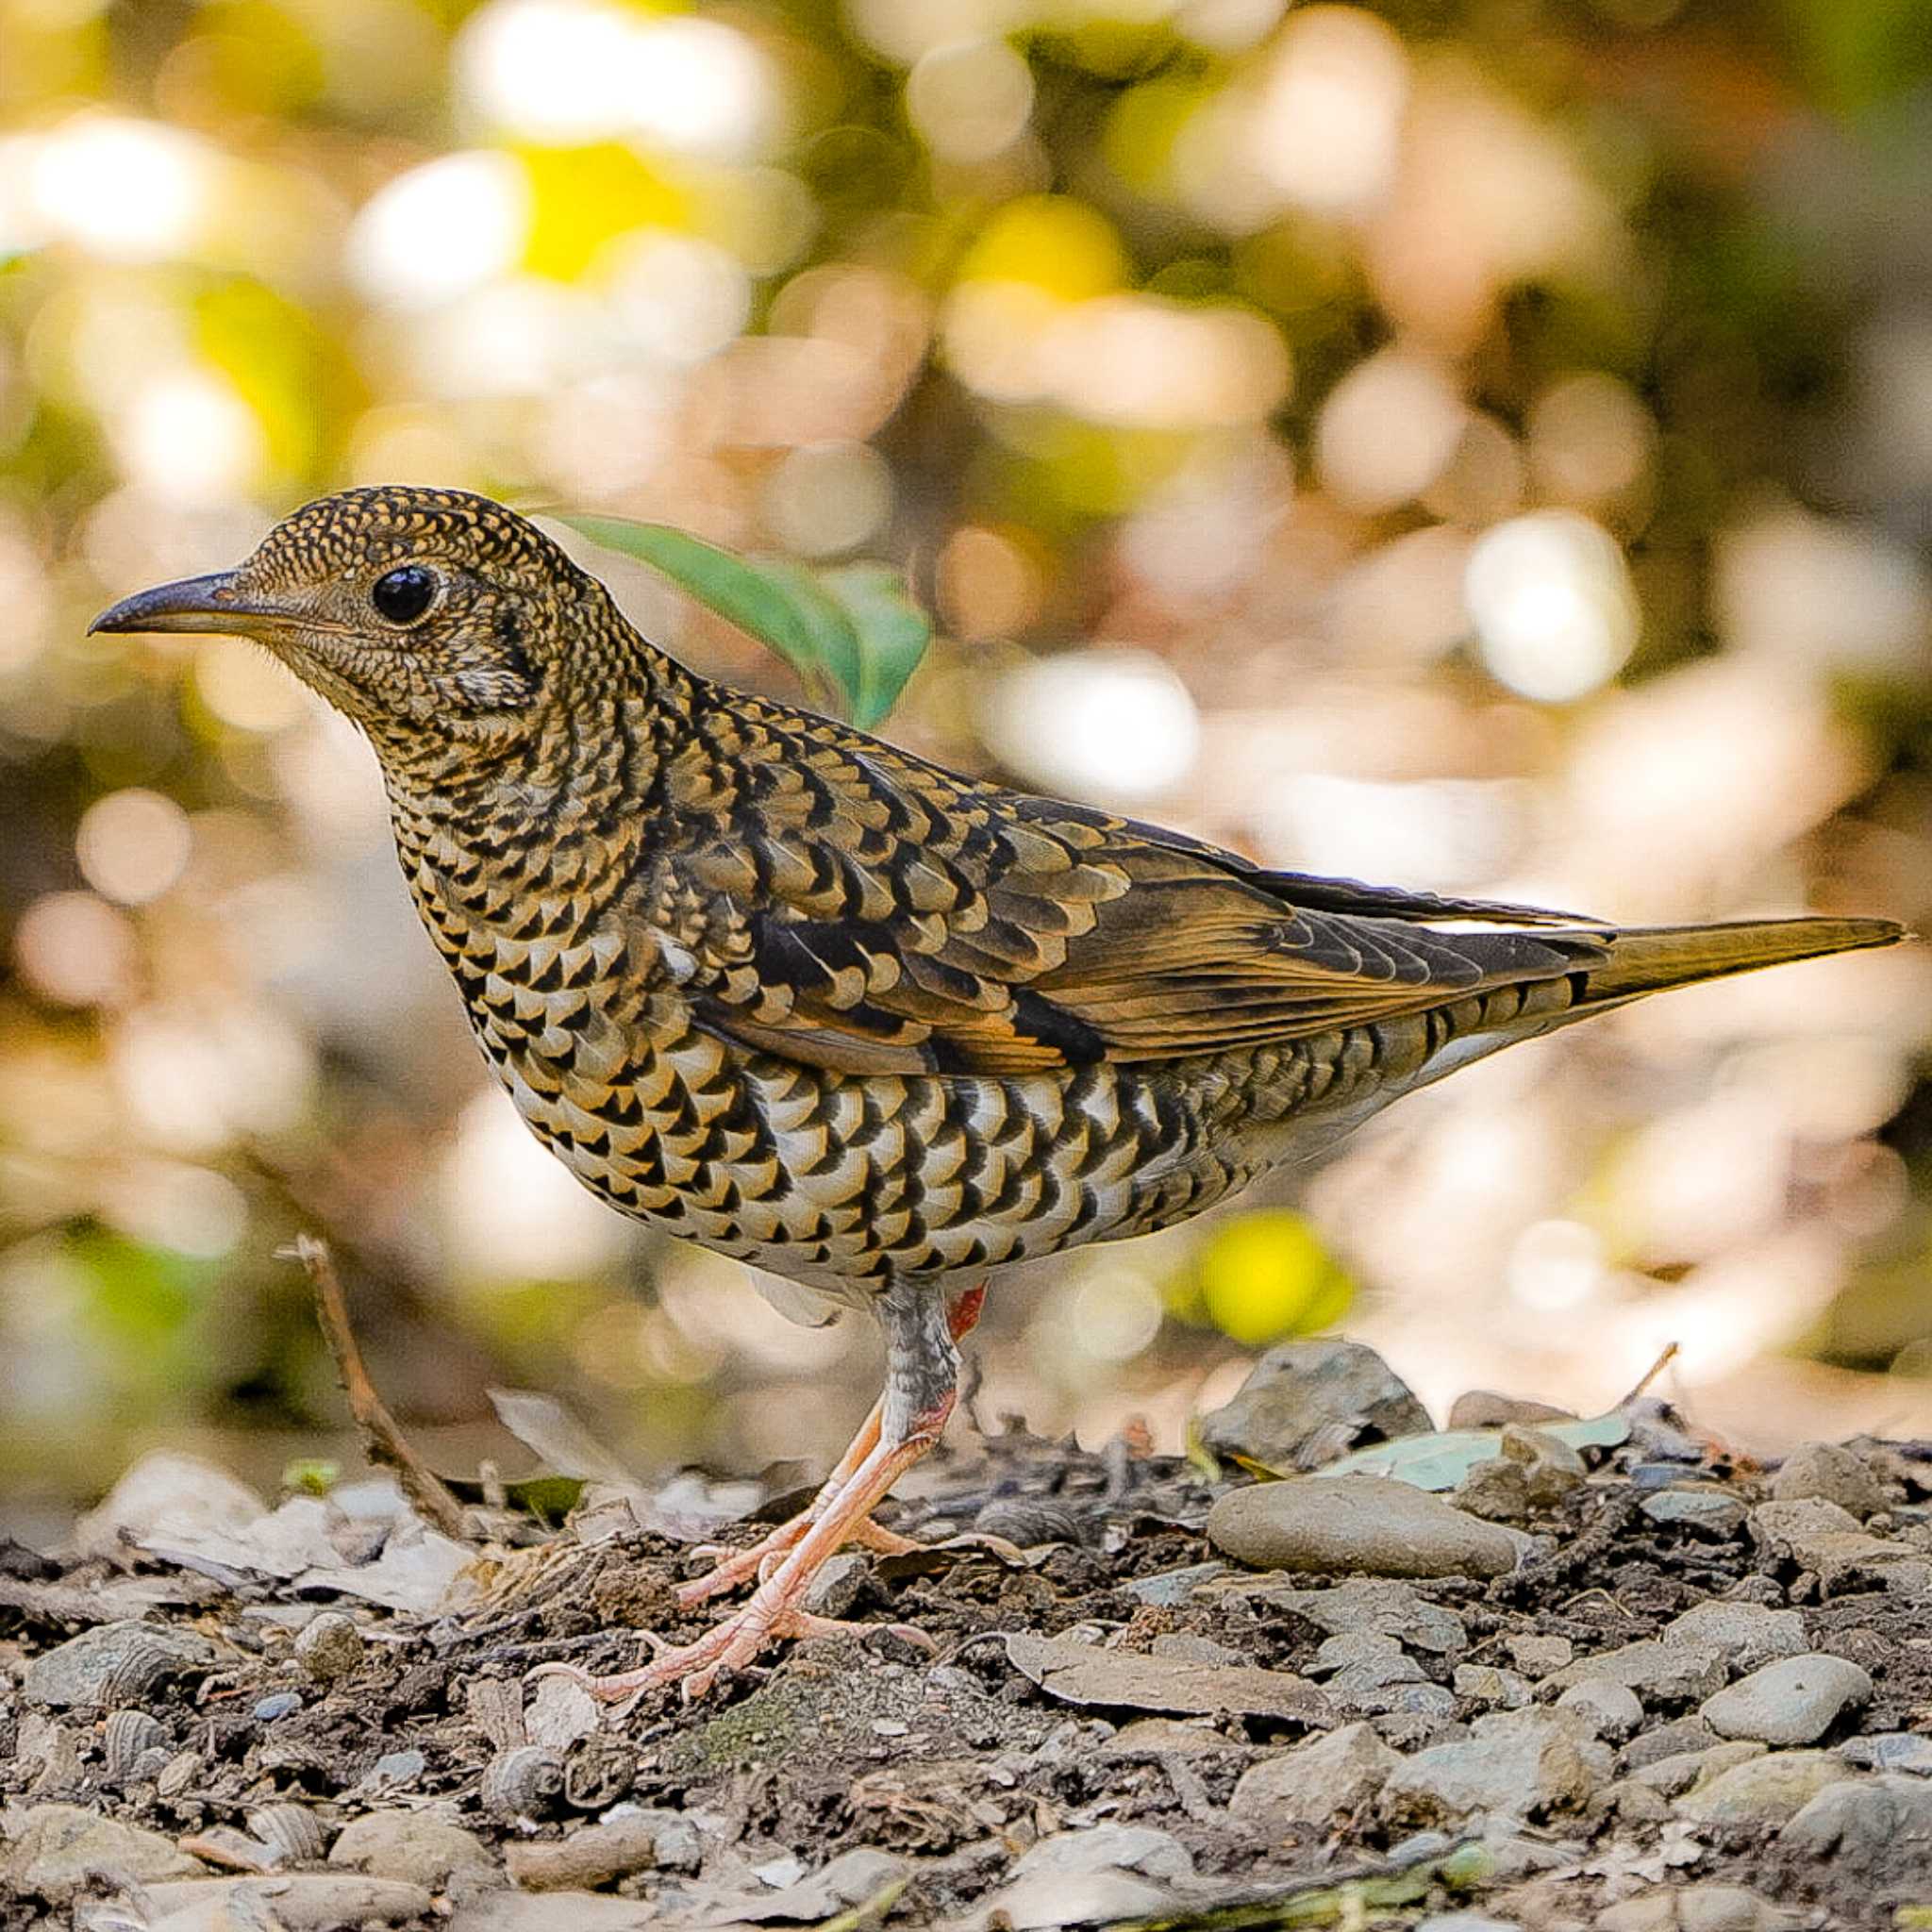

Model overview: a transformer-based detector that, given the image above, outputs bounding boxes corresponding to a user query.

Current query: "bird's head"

[91,486,608,744]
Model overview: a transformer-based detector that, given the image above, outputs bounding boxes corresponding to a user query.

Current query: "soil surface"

[5,1377,1932,1931]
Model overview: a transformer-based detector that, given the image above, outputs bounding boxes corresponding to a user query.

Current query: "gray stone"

[1660,1601,1807,1673]
[1674,1749,1844,1825]
[1378,1707,1598,1827]
[293,1612,364,1684]
[1454,1665,1532,1710]
[1208,1476,1518,1580]
[1544,1640,1728,1706]
[1197,1340,1431,1473]
[142,1874,434,1929]
[1230,1721,1400,1825]
[1779,1773,1932,1877]
[1745,1497,1930,1592]
[1553,1678,1642,1741]
[1622,1717,1717,1770]
[1119,1562,1224,1607]
[1446,1391,1576,1429]
[1308,1630,1409,1676]
[1629,1740,1766,1798]
[1009,1824,1192,1882]
[329,1811,501,1894]
[1641,1487,1748,1538]
[1601,1778,1672,1825]
[1700,1653,1872,1746]
[1506,1633,1573,1678]
[1840,1731,1932,1775]
[2,1803,204,1899]
[1257,1579,1469,1654]
[1771,1441,1886,1520]
[23,1621,215,1710]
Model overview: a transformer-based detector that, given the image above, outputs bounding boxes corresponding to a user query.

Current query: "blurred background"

[2,0,1930,1533]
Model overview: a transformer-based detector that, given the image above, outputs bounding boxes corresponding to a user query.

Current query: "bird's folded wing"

[657,718,1607,1075]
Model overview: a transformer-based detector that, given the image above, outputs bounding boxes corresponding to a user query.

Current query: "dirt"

[5,1411,1932,1931]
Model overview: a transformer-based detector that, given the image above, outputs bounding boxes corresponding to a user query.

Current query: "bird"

[92,484,1905,1701]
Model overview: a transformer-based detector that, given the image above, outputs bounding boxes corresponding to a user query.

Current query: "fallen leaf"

[1003,1633,1330,1724]
[1311,1413,1630,1491]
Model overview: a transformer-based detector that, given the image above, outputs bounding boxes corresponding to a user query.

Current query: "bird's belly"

[483,1019,1273,1296]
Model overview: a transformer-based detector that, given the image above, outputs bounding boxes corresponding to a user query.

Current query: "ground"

[4,1360,1932,1931]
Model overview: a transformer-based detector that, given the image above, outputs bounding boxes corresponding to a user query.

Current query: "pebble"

[1673,1748,1845,1825]
[1261,1580,1470,1655]
[1378,1707,1600,1827]
[1779,1772,1932,1875]
[1771,1441,1887,1520]
[142,1874,434,1930]
[23,1620,215,1710]
[1554,1678,1643,1741]
[294,1612,365,1684]
[1629,1740,1766,1799]
[1700,1653,1872,1746]
[505,1816,663,1892]
[525,1676,600,1750]
[367,1748,427,1790]
[1196,1339,1432,1473]
[1099,1717,1250,1758]
[1658,1601,1807,1673]
[1621,1717,1717,1770]
[1744,1498,1930,1592]
[1840,1731,1932,1775]
[801,1551,874,1618]
[1599,1886,1783,1932]
[1413,1916,1519,1932]
[1,1804,205,1899]
[1506,1633,1573,1678]
[1207,1475,1519,1580]
[1454,1664,1532,1711]
[1641,1487,1748,1538]
[1229,1721,1401,1825]
[1119,1561,1224,1607]
[1446,1391,1576,1429]
[973,1870,1171,1930]
[1009,1823,1193,1883]
[253,1691,302,1723]
[330,1812,502,1895]
[1448,1424,1588,1524]
[1544,1639,1728,1706]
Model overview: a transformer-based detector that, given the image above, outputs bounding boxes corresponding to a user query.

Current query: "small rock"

[293,1613,364,1685]
[1208,1475,1519,1580]
[253,1692,301,1723]
[1259,1579,1469,1654]
[1601,1778,1672,1825]
[1642,1487,1748,1538]
[2,1804,204,1899]
[505,1817,663,1892]
[23,1622,215,1710]
[1660,1601,1807,1673]
[1630,1740,1766,1798]
[1595,1895,1679,1932]
[525,1676,600,1751]
[1742,1497,1928,1591]
[1622,1717,1718,1770]
[1447,1391,1576,1430]
[1840,1731,1932,1774]
[1196,1339,1432,1473]
[1771,1441,1886,1520]
[1554,1678,1643,1741]
[142,1874,433,1929]
[1700,1653,1872,1746]
[1675,1884,1788,1932]
[973,1870,1171,1929]
[801,1550,874,1619]
[367,1748,427,1791]
[1150,1632,1243,1667]
[1506,1633,1574,1678]
[1379,1707,1598,1827]
[1229,1721,1400,1825]
[1413,1916,1519,1932]
[1454,1665,1532,1711]
[1309,1630,1408,1676]
[1544,1640,1727,1706]
[1674,1748,1844,1825]
[1779,1772,1932,1877]
[1100,1717,1247,1757]
[330,1812,501,1895]
[1450,1457,1533,1523]
[1118,1561,1224,1607]
[1009,1823,1193,1883]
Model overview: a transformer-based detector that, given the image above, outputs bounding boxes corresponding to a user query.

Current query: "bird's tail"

[1564,915,1905,1014]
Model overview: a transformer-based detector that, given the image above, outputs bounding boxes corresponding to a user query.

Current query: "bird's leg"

[675,1281,985,1607]
[535,1279,968,1704]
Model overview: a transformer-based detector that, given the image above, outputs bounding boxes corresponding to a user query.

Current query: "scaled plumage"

[93,485,1905,1700]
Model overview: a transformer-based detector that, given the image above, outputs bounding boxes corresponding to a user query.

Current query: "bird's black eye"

[371,565,439,626]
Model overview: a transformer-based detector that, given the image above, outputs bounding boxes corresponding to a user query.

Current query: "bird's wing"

[652,708,1608,1076]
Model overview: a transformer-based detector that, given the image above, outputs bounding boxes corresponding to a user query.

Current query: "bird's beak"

[89,572,291,638]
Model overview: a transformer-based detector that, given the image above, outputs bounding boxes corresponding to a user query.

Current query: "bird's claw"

[528,1604,936,1707]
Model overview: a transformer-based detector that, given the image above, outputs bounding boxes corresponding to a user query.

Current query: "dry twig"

[287,1233,472,1541]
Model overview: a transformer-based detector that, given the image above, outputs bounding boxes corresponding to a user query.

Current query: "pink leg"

[672,1281,988,1608]
[533,1282,985,1704]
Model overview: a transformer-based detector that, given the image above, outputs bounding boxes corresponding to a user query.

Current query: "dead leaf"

[1002,1633,1331,1724]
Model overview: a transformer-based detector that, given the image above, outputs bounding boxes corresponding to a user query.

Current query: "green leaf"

[561,515,932,728]
[1310,1413,1630,1491]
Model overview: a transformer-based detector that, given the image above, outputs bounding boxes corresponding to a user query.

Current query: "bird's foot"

[532,1592,935,1707]
[678,1510,921,1607]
